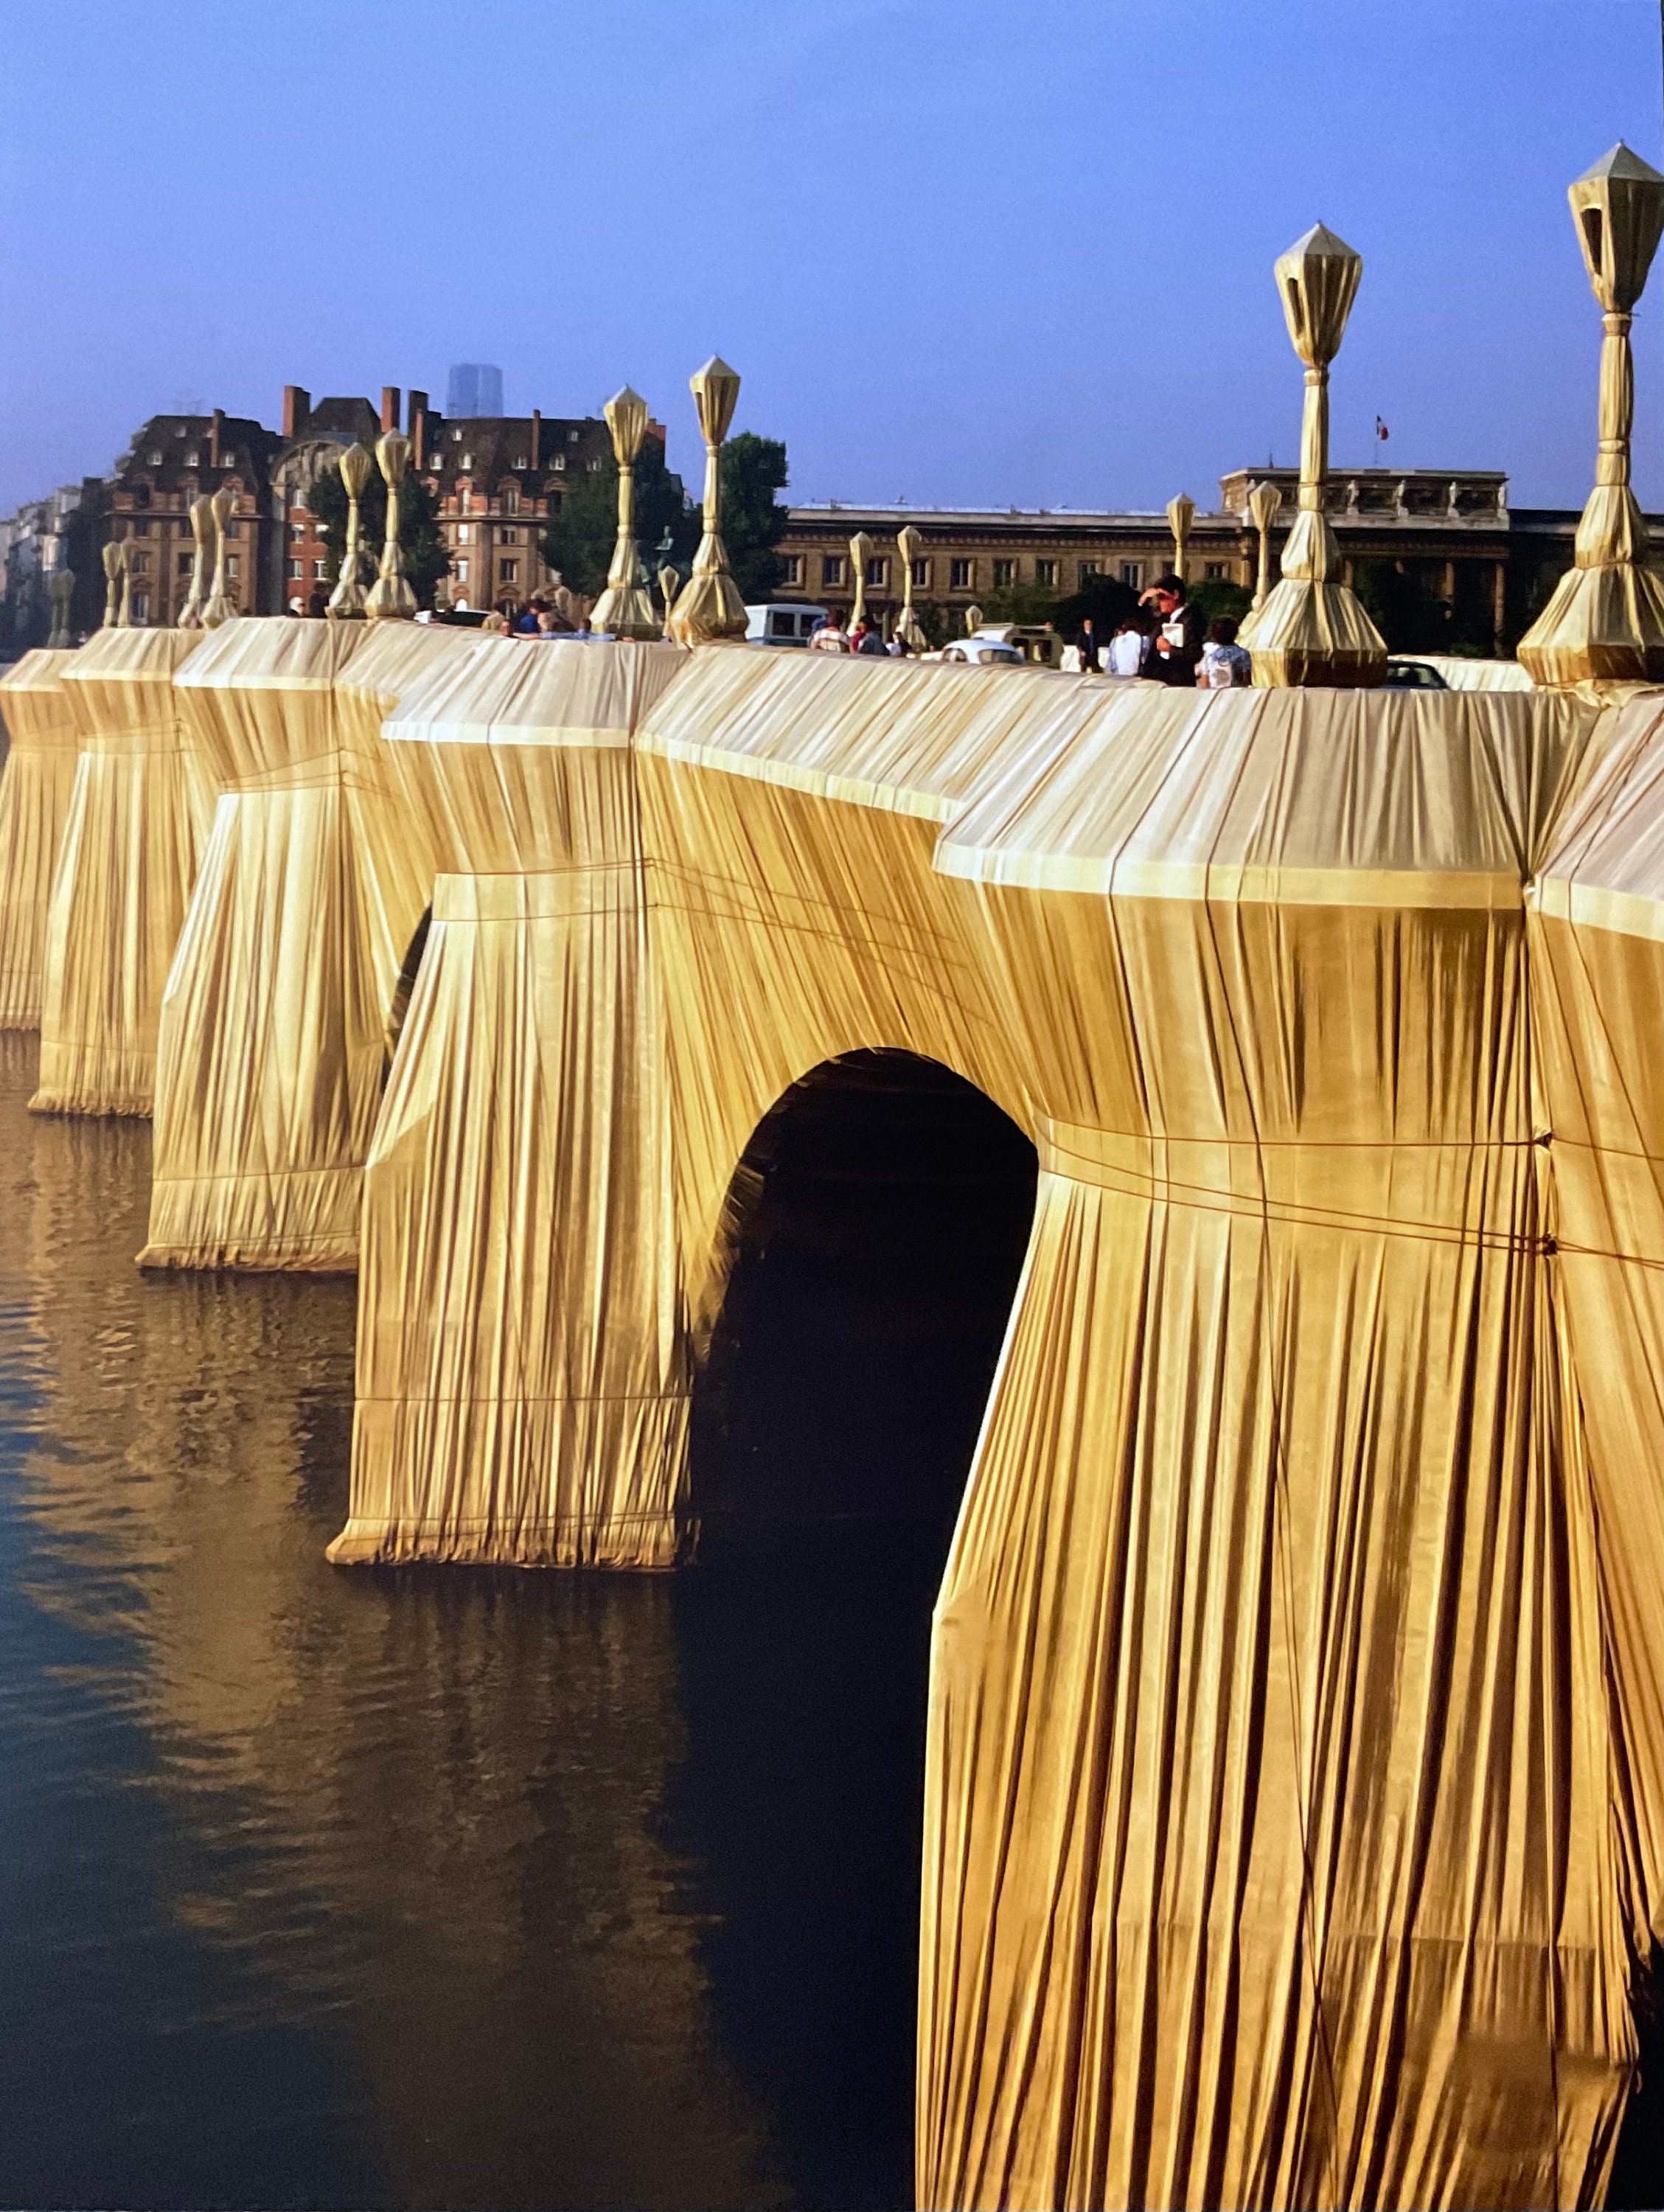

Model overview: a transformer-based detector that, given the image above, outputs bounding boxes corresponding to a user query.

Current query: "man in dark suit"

[1140,574,1203,686]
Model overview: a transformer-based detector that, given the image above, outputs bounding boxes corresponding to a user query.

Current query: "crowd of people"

[1076,576,1252,686]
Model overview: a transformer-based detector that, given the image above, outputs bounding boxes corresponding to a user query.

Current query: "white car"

[745,602,829,647]
[936,637,1024,666]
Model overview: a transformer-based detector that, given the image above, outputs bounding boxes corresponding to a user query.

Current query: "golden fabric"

[330,642,1664,2207]
[1409,654,1534,692]
[331,636,689,1565]
[32,627,212,1116]
[0,649,82,1029]
[140,616,470,1270]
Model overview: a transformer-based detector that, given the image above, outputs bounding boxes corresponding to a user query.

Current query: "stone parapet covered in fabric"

[139,617,478,1272]
[0,649,82,1031]
[32,627,214,1116]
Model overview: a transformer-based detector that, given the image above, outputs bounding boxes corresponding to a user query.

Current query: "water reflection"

[0,1038,1035,2212]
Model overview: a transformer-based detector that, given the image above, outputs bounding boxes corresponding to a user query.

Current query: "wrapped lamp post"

[1236,223,1386,686]
[366,434,417,622]
[178,495,212,628]
[327,443,375,619]
[1167,493,1194,584]
[895,524,928,650]
[848,530,873,633]
[100,543,123,632]
[47,568,74,650]
[1519,143,1664,685]
[1247,478,1282,610]
[590,386,661,639]
[669,357,748,643]
[202,489,237,628]
[658,563,680,639]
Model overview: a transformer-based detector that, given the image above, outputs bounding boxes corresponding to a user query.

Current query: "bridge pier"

[0,650,81,1032]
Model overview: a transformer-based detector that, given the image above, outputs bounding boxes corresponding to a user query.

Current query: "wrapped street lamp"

[178,495,212,628]
[848,530,874,633]
[327,443,375,619]
[1247,478,1282,610]
[1236,223,1386,686]
[202,488,237,628]
[894,523,928,650]
[1519,143,1664,685]
[366,433,417,622]
[590,386,661,639]
[100,541,124,631]
[669,357,748,643]
[1166,492,1194,584]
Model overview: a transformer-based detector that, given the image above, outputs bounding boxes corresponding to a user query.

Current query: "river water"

[0,1038,1037,2212]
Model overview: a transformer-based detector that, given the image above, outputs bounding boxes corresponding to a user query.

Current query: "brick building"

[106,410,283,628]
[419,406,619,610]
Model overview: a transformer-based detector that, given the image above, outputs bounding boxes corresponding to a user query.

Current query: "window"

[461,452,473,470]
[184,451,199,467]
[992,558,1016,587]
[133,592,150,621]
[178,552,192,576]
[549,490,563,513]
[587,459,603,473]
[459,488,472,515]
[950,557,975,590]
[130,484,150,508]
[911,557,930,589]
[226,555,240,579]
[290,523,304,541]
[512,455,528,471]
[500,558,519,582]
[551,454,565,471]
[147,451,163,465]
[822,553,846,587]
[129,552,150,574]
[288,557,303,580]
[1120,562,1143,589]
[1204,561,1227,581]
[224,520,240,539]
[1077,560,1101,587]
[457,523,473,543]
[504,486,520,514]
[1035,559,1058,586]
[451,426,463,442]
[567,428,580,443]
[313,558,328,580]
[457,559,470,582]
[778,553,804,586]
[498,526,520,546]
[133,518,150,538]
[865,555,889,588]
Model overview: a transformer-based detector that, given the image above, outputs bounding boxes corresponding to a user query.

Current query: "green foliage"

[540,438,697,599]
[982,578,1062,628]
[1353,560,1466,654]
[308,460,450,610]
[1188,577,1253,631]
[720,432,790,602]
[1050,574,1139,639]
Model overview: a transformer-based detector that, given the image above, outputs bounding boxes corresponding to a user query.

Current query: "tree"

[1354,559,1456,654]
[719,432,790,602]
[307,459,450,610]
[1049,574,1139,641]
[540,438,696,599]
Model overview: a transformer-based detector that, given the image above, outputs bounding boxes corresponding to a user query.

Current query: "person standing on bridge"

[1140,574,1203,685]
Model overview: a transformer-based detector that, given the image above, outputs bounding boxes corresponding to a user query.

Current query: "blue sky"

[1,0,1661,515]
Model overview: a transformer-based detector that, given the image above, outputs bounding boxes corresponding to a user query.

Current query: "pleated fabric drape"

[139,617,468,1270]
[330,636,689,1565]
[0,649,82,1030]
[322,637,1664,2208]
[32,627,214,1116]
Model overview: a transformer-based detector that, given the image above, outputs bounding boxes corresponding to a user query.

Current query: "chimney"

[380,386,400,434]
[530,408,541,470]
[282,385,310,439]
[408,389,428,468]
[647,417,667,448]
[208,407,224,469]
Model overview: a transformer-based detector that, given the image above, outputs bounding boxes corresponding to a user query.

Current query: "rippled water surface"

[0,1038,1036,2212]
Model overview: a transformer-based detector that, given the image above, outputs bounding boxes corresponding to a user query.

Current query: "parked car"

[1382,658,1449,689]
[745,603,829,647]
[936,637,1025,666]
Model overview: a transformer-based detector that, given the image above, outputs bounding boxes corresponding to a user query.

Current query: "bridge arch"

[668,1048,1037,2202]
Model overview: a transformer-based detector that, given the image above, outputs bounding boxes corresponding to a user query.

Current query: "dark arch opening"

[383,905,431,1076]
[664,1050,1038,2210]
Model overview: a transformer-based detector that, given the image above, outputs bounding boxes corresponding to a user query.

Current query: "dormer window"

[450,427,463,442]
[567,428,579,443]
[184,450,198,466]
[503,485,520,514]
[512,456,528,470]
[460,453,473,470]
[147,450,164,465]
[587,459,603,473]
[551,455,565,472]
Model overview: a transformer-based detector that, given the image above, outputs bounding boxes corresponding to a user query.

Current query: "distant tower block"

[445,364,504,417]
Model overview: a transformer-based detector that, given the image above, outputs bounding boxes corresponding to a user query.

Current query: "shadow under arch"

[665,1049,1039,2210]
[383,904,432,1074]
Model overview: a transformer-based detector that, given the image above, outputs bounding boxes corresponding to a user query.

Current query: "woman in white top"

[1107,613,1151,676]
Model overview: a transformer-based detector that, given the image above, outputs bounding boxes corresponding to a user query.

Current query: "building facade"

[106,410,284,629]
[420,406,616,611]
[779,468,1570,654]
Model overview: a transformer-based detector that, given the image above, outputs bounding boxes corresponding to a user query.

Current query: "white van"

[745,603,829,647]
